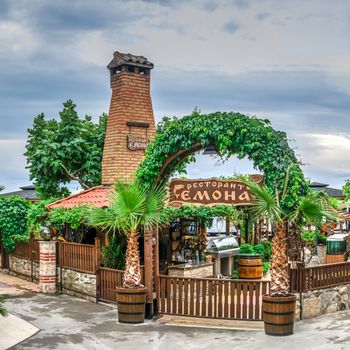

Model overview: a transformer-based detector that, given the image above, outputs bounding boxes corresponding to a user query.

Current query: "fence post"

[95,237,101,303]
[39,241,57,294]
[144,228,154,318]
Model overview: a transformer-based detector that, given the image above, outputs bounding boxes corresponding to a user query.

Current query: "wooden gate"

[157,275,270,320]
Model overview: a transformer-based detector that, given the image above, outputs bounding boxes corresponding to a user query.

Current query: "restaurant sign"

[127,135,148,151]
[169,175,263,207]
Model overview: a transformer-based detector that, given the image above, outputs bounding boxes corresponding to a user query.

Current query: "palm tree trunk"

[197,223,207,252]
[270,222,290,296]
[123,229,143,288]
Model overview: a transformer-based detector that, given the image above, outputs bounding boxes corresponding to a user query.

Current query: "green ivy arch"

[137,111,309,210]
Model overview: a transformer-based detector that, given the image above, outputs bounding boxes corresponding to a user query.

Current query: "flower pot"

[237,254,263,279]
[262,294,296,336]
[116,287,146,324]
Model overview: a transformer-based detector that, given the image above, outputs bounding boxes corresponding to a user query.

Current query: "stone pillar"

[39,241,57,294]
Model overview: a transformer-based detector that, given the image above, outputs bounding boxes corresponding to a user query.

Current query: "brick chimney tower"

[101,51,156,185]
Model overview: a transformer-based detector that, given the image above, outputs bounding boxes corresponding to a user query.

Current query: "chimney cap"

[107,51,154,70]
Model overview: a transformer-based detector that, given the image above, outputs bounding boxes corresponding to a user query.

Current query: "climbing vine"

[0,196,30,252]
[162,205,241,226]
[137,111,309,211]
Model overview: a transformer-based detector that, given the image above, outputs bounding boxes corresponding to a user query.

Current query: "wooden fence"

[157,275,270,320]
[59,241,100,274]
[13,239,40,262]
[98,266,145,303]
[290,261,350,292]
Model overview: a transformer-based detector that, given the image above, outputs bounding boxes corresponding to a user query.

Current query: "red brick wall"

[102,71,156,185]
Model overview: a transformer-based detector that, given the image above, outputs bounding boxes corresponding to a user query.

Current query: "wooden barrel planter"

[262,294,296,336]
[237,254,263,279]
[116,287,146,324]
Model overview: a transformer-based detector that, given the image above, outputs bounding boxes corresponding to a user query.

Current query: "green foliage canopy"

[25,100,107,199]
[137,111,309,211]
[343,180,350,200]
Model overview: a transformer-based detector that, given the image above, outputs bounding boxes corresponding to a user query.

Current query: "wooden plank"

[190,279,195,316]
[207,280,213,317]
[236,282,242,319]
[213,280,218,318]
[224,280,229,318]
[254,282,261,320]
[201,279,207,317]
[248,282,254,320]
[184,278,189,315]
[242,283,248,319]
[195,280,201,316]
[230,281,235,319]
[172,278,177,314]
[178,278,183,315]
[218,280,223,318]
[166,277,171,314]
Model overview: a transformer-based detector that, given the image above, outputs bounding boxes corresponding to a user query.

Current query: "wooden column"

[144,227,154,317]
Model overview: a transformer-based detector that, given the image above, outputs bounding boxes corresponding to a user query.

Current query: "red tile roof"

[46,186,111,210]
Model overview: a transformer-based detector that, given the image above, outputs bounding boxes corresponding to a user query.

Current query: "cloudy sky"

[0,0,350,192]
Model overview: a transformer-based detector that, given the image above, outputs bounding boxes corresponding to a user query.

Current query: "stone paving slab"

[0,313,39,350]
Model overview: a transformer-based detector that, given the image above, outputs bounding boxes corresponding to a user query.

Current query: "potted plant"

[237,243,263,279]
[89,181,165,324]
[242,177,334,336]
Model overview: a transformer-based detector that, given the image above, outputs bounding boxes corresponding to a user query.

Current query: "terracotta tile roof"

[46,186,111,210]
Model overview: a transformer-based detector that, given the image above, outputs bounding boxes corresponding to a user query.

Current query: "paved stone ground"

[3,293,350,350]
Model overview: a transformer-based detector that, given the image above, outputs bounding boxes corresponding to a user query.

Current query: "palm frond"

[142,185,166,229]
[88,181,165,235]
[0,295,7,317]
[240,177,282,222]
[291,194,339,226]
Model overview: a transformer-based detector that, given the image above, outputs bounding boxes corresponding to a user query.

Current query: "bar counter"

[167,262,213,278]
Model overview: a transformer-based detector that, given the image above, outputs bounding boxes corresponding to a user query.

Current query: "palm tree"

[0,295,7,317]
[242,178,335,296]
[89,181,165,288]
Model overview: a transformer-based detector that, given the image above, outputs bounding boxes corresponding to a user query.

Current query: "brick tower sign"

[101,52,156,184]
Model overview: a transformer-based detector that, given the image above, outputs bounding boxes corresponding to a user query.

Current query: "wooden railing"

[290,262,350,292]
[59,242,99,274]
[98,266,145,303]
[157,275,270,320]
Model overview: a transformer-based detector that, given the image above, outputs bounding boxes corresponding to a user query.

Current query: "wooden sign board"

[127,135,148,151]
[169,175,263,207]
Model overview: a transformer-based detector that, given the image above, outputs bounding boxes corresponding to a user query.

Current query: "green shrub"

[262,261,270,275]
[301,230,327,246]
[0,196,30,252]
[239,244,254,254]
[0,295,7,317]
[253,244,264,257]
[232,269,239,279]
[260,240,273,261]
[101,235,125,270]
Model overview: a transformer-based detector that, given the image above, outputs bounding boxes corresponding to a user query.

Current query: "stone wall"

[59,268,96,302]
[9,256,39,282]
[299,283,350,319]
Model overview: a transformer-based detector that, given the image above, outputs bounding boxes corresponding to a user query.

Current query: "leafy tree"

[25,100,107,199]
[342,180,350,200]
[89,182,165,288]
[0,185,4,192]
